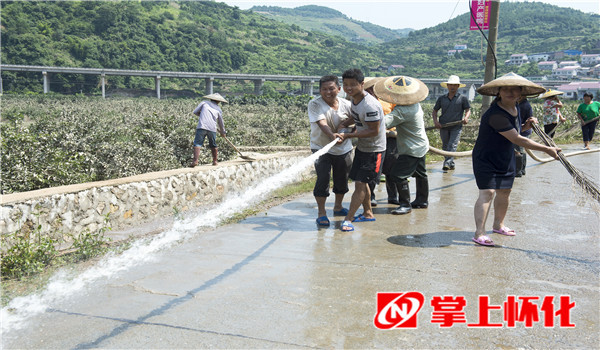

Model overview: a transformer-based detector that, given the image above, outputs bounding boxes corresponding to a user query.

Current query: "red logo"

[374,292,425,329]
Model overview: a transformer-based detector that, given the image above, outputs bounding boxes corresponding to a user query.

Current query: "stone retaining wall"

[0,151,312,243]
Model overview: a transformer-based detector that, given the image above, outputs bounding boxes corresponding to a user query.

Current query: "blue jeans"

[440,125,462,167]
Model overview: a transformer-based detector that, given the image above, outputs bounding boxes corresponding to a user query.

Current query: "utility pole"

[481,0,501,113]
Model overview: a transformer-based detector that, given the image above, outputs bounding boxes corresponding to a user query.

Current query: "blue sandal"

[316,216,330,226]
[341,220,354,232]
[333,208,349,216]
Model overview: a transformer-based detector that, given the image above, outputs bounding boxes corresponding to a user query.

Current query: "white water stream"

[1,139,339,333]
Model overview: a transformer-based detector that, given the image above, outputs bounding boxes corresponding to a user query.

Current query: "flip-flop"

[493,227,516,236]
[341,220,354,232]
[472,235,495,246]
[352,214,376,222]
[333,208,349,216]
[316,216,330,226]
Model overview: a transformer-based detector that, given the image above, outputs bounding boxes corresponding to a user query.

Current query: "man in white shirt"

[334,68,387,232]
[190,93,228,166]
[308,75,354,227]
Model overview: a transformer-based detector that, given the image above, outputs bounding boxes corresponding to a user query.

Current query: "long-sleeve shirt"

[193,100,226,133]
[384,103,429,158]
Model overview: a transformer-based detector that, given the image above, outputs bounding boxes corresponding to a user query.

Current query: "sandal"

[472,235,494,246]
[341,220,354,232]
[316,216,330,226]
[492,227,516,236]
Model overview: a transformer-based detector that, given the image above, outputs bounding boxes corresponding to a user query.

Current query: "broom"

[531,123,600,203]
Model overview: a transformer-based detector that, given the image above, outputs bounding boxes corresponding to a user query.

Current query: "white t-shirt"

[308,96,353,155]
[351,93,387,153]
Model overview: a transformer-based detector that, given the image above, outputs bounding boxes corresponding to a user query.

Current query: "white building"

[538,61,557,71]
[552,67,579,79]
[581,54,600,67]
[529,53,550,62]
[507,54,528,66]
[555,82,600,100]
[558,61,580,68]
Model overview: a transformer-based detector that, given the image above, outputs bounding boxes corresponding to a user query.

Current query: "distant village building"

[506,54,528,66]
[454,44,468,51]
[538,61,558,71]
[555,81,600,100]
[558,61,580,68]
[591,64,600,78]
[369,65,388,72]
[552,66,579,79]
[553,50,583,60]
[581,54,600,66]
[528,53,551,62]
[448,50,458,56]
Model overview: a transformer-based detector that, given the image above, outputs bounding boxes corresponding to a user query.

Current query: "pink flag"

[470,0,490,30]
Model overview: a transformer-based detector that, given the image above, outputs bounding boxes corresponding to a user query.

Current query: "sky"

[219,0,599,30]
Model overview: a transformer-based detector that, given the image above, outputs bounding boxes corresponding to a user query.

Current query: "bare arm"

[432,109,441,129]
[316,119,336,141]
[335,120,380,140]
[463,108,471,124]
[499,128,560,159]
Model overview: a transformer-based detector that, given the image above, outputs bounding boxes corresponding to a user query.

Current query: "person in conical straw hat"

[373,75,430,215]
[363,77,399,207]
[432,75,471,172]
[540,89,566,139]
[471,73,561,246]
[190,93,229,167]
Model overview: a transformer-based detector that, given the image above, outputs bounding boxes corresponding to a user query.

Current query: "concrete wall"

[0,151,312,243]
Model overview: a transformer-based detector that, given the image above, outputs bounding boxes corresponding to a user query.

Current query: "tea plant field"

[1,95,585,194]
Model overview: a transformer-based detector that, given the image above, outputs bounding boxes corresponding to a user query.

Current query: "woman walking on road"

[471,73,561,247]
[576,93,600,150]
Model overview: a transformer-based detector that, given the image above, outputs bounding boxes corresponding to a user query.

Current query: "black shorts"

[312,150,353,197]
[349,148,384,183]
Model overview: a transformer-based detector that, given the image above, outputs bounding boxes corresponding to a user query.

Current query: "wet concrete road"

[3,148,599,349]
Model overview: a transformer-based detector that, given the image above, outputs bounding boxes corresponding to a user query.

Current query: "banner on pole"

[470,0,491,30]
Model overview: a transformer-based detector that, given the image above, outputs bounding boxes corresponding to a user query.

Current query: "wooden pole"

[481,0,500,113]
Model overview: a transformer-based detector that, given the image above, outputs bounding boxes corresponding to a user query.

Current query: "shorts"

[193,128,217,148]
[349,148,384,183]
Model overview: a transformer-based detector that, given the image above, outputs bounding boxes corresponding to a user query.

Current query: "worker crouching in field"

[374,76,430,215]
[190,93,228,167]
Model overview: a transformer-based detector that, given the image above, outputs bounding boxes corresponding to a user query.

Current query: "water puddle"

[1,139,339,333]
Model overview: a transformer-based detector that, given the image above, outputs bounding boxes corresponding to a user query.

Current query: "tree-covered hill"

[375,2,599,78]
[0,0,382,93]
[1,1,598,94]
[249,5,411,44]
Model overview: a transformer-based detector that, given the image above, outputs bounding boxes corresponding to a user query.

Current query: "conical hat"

[539,89,564,99]
[476,72,546,96]
[363,77,384,90]
[203,93,228,103]
[373,75,429,105]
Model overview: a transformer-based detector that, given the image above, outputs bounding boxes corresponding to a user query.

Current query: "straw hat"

[440,75,466,88]
[363,77,384,90]
[373,75,429,105]
[476,72,546,96]
[203,93,228,103]
[539,89,564,99]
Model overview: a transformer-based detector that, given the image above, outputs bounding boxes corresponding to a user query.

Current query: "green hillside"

[249,5,410,44]
[1,1,598,94]
[376,2,600,78]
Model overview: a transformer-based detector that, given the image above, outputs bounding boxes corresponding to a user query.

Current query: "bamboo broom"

[531,123,600,203]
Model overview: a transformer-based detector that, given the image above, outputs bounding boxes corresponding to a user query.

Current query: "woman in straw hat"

[190,93,228,167]
[540,89,566,139]
[471,73,561,246]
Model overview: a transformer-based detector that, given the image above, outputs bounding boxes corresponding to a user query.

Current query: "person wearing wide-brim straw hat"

[374,75,430,215]
[540,89,566,139]
[432,75,471,171]
[471,73,561,247]
[190,92,229,167]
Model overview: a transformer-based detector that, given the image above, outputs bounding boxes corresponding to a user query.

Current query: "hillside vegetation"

[1,1,598,94]
[250,5,410,44]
